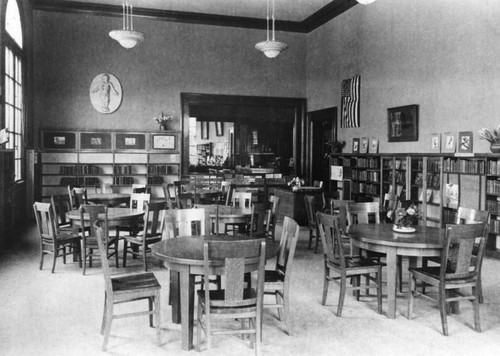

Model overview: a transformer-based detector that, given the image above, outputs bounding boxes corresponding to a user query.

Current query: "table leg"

[386,247,398,319]
[170,271,180,324]
[180,268,195,351]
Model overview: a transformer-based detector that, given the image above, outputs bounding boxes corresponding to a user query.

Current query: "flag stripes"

[341,75,360,128]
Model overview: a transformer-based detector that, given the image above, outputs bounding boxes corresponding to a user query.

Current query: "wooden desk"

[151,235,278,351]
[347,224,444,319]
[66,207,144,228]
[87,193,130,207]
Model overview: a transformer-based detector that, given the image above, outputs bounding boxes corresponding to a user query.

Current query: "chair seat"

[198,288,257,313]
[123,233,162,245]
[112,272,161,292]
[47,232,80,244]
[409,266,477,285]
[83,235,119,247]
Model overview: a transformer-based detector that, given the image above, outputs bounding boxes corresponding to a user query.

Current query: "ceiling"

[33,0,360,33]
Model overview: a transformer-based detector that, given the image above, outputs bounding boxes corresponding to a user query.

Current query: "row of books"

[354,157,379,169]
[114,165,134,174]
[59,165,101,175]
[485,200,500,215]
[60,177,100,187]
[487,160,500,175]
[351,170,380,182]
[387,171,406,184]
[443,158,485,174]
[352,182,379,195]
[148,165,177,175]
[489,219,500,234]
[113,176,135,186]
[147,176,165,185]
[384,159,407,170]
[486,180,500,195]
[414,173,441,188]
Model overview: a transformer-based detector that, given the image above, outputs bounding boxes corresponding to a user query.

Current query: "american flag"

[341,75,360,128]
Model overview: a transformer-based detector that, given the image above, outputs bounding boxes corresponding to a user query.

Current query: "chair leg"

[51,248,58,273]
[314,226,320,254]
[39,249,45,270]
[143,244,148,272]
[102,298,114,351]
[322,265,329,305]
[337,275,347,317]
[376,269,383,314]
[122,240,128,267]
[196,299,203,352]
[100,293,108,335]
[82,246,87,276]
[438,285,449,336]
[114,242,119,268]
[148,297,154,327]
[282,290,291,336]
[407,273,415,320]
[477,275,484,304]
[155,292,161,345]
[472,286,482,332]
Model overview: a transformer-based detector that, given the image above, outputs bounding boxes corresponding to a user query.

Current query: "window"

[4,0,24,181]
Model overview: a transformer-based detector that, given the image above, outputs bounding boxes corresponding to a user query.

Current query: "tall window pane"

[5,0,22,48]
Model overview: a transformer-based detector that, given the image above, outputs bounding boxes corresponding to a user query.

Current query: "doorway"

[309,107,337,189]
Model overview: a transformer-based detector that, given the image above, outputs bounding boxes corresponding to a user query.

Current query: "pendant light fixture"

[109,2,144,49]
[357,0,377,5]
[255,0,288,58]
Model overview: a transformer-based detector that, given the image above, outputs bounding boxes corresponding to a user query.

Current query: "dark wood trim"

[180,93,306,176]
[32,0,358,34]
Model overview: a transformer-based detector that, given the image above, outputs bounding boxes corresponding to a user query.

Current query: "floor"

[1,223,500,356]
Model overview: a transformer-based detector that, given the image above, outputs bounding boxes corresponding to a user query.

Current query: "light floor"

[1,223,500,356]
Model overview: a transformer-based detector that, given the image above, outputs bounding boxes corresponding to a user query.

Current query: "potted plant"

[153,112,174,130]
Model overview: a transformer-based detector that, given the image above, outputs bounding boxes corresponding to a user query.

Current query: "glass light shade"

[109,29,144,49]
[357,0,376,4]
[255,40,288,58]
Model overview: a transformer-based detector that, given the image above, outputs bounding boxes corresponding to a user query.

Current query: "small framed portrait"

[442,132,456,153]
[430,133,441,152]
[360,137,369,154]
[387,104,418,142]
[215,122,224,136]
[458,131,473,154]
[370,137,379,153]
[201,121,209,140]
[352,138,360,153]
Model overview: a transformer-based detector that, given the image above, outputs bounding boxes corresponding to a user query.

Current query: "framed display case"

[151,132,179,151]
[42,131,77,150]
[115,133,146,150]
[80,132,112,150]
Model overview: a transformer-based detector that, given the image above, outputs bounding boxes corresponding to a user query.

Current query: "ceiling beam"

[32,0,358,34]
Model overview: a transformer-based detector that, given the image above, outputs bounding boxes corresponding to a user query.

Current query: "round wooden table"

[66,207,144,228]
[151,235,278,351]
[86,193,130,207]
[347,224,444,319]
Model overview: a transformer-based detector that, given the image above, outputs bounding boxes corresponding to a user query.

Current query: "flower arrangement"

[326,140,346,153]
[387,202,421,228]
[478,126,500,144]
[153,112,174,124]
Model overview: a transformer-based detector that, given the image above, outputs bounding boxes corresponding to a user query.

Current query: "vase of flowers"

[153,112,174,130]
[387,201,421,233]
[478,126,500,153]
[288,176,305,191]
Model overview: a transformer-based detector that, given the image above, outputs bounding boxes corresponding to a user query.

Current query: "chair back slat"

[33,202,58,239]
[142,201,166,238]
[80,204,108,244]
[94,221,113,295]
[164,208,205,237]
[346,202,381,226]
[69,187,88,209]
[51,194,72,227]
[276,216,300,276]
[442,223,489,281]
[225,258,245,301]
[317,212,345,266]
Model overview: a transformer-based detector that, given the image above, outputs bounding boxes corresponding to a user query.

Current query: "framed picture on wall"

[430,133,441,152]
[115,133,146,150]
[458,131,473,154]
[360,137,369,153]
[352,138,360,153]
[42,131,77,150]
[387,104,419,142]
[442,132,456,153]
[370,137,379,153]
[201,121,209,140]
[215,122,224,136]
[151,133,178,151]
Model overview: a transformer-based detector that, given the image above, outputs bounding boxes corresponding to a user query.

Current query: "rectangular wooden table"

[347,224,444,318]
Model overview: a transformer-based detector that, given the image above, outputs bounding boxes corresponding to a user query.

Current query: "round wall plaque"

[89,73,122,114]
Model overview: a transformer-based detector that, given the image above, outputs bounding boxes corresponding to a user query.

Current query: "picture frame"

[442,132,456,153]
[115,133,146,150]
[42,131,77,150]
[201,121,209,140]
[387,104,419,142]
[352,138,360,153]
[458,131,473,154]
[80,132,112,150]
[151,133,178,151]
[215,122,224,137]
[370,137,379,153]
[360,137,369,154]
[430,133,441,152]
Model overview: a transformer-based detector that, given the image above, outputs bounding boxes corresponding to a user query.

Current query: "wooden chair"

[304,195,323,253]
[196,239,266,354]
[250,202,268,238]
[317,212,383,316]
[265,195,280,241]
[94,222,161,351]
[162,183,176,209]
[79,204,119,275]
[407,223,489,336]
[230,191,252,208]
[68,186,88,209]
[33,202,81,273]
[115,193,151,238]
[122,201,166,271]
[329,199,354,256]
[264,216,300,335]
[50,194,74,232]
[163,208,206,238]
[423,206,490,303]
